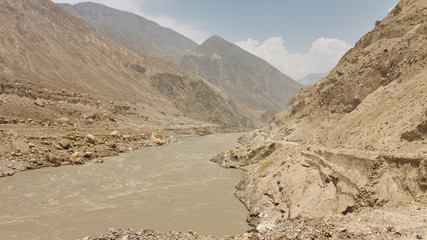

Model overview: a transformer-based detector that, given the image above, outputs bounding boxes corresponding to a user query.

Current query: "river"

[0,133,250,239]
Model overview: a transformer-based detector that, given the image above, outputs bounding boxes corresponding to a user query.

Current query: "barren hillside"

[59,2,198,64]
[213,0,427,238]
[0,0,251,129]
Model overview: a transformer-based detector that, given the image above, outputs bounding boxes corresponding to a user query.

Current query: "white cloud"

[235,37,351,79]
[52,0,209,44]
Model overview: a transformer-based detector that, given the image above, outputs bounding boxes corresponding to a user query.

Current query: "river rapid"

[0,133,250,239]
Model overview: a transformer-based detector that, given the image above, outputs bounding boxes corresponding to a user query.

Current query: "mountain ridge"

[0,0,253,129]
[59,2,302,126]
[59,2,198,64]
[181,35,303,126]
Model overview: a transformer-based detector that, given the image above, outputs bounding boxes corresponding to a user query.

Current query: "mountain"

[214,0,427,237]
[0,0,251,130]
[297,72,329,86]
[180,36,303,126]
[59,2,198,64]
[59,3,302,126]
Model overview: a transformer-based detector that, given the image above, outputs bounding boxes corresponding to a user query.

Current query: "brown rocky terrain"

[0,0,252,177]
[0,0,250,129]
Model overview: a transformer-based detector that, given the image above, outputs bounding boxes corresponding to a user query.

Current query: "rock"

[338,194,355,214]
[150,134,164,145]
[58,139,72,149]
[110,130,120,136]
[70,152,84,164]
[92,158,103,163]
[55,144,63,150]
[6,170,15,176]
[109,142,117,149]
[96,138,103,144]
[84,152,93,158]
[57,118,69,124]
[34,99,45,107]
[86,134,96,144]
[28,143,35,148]
[85,118,94,124]
[48,155,61,165]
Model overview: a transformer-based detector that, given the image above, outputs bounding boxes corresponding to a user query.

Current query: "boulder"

[57,118,69,124]
[110,130,120,137]
[70,152,84,164]
[150,134,164,145]
[58,139,71,149]
[86,134,96,144]
[92,158,103,163]
[33,99,45,107]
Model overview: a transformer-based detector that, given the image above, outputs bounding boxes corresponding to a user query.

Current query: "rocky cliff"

[215,0,427,238]
[59,2,198,65]
[181,36,303,126]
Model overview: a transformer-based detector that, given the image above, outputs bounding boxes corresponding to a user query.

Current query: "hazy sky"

[52,0,400,79]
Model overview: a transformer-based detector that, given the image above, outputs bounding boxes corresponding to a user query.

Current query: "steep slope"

[297,72,329,86]
[59,2,198,64]
[0,0,250,129]
[181,36,303,126]
[214,0,427,238]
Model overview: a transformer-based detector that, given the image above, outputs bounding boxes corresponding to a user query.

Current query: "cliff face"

[215,0,427,235]
[0,0,251,129]
[181,36,303,127]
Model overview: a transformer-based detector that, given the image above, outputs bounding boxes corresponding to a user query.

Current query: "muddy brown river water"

[0,133,250,239]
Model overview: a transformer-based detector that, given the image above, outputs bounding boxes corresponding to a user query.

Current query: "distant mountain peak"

[204,35,227,43]
[181,35,302,126]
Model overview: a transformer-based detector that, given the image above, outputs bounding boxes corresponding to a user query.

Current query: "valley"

[0,0,426,239]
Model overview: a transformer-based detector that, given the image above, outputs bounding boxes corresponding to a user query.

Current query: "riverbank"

[83,205,426,240]
[0,122,229,177]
